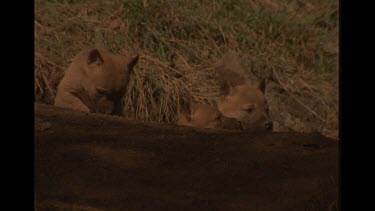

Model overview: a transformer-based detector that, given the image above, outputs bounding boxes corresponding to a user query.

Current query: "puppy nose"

[265,121,273,131]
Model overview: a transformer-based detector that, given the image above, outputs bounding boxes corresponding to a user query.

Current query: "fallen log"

[35,103,338,211]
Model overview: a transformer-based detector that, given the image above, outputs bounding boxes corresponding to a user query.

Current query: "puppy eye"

[215,115,221,121]
[245,107,254,113]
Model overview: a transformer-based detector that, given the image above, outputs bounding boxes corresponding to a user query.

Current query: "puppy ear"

[127,55,139,73]
[258,78,266,93]
[87,49,104,65]
[220,81,233,97]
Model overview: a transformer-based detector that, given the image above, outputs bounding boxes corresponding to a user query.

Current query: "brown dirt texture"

[35,104,338,211]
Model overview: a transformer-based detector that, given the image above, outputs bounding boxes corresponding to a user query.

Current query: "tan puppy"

[217,81,273,131]
[177,103,242,130]
[54,48,138,115]
[216,52,273,132]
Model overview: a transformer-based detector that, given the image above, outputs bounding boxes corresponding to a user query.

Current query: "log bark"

[35,103,338,211]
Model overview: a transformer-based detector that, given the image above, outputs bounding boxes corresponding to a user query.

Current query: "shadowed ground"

[35,104,338,211]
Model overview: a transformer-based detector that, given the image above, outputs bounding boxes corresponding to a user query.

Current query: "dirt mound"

[35,104,338,211]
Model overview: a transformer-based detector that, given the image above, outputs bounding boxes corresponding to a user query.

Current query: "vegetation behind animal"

[35,0,338,139]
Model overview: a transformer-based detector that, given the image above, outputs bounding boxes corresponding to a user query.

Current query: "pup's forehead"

[233,85,265,102]
[101,55,130,73]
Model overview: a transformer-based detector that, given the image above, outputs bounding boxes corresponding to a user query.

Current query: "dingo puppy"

[216,52,273,132]
[54,48,138,115]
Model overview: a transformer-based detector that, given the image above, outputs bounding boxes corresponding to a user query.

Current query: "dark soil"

[35,104,338,211]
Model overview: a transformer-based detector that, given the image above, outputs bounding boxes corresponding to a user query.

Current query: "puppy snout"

[265,121,273,131]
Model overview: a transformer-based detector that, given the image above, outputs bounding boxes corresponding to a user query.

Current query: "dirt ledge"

[35,103,338,211]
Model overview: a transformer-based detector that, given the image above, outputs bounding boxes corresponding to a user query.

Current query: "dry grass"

[35,0,338,139]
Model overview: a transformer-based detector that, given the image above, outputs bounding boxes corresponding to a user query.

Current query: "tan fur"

[177,103,242,130]
[216,52,273,132]
[54,48,138,115]
[215,51,250,89]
